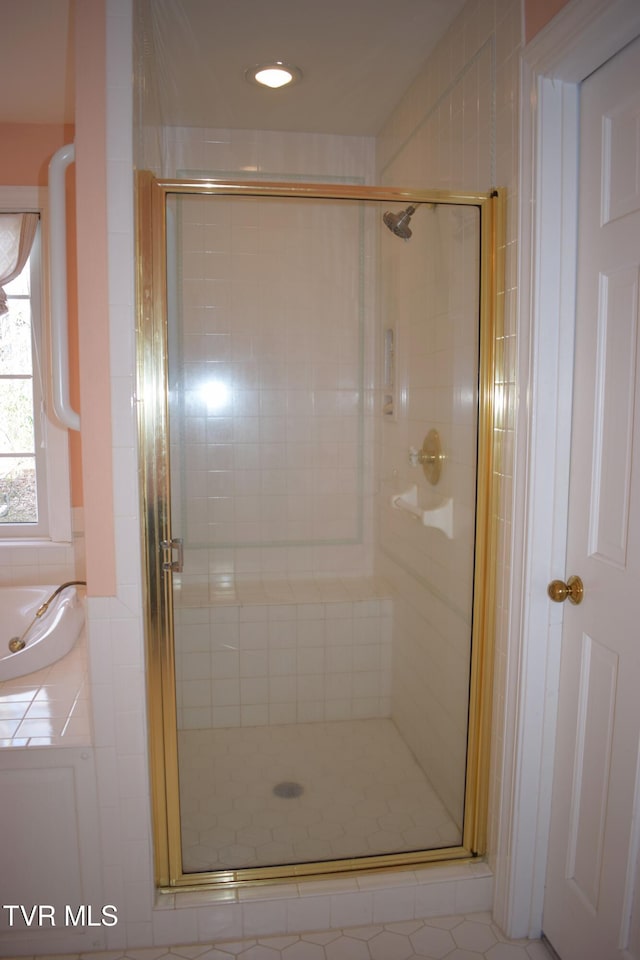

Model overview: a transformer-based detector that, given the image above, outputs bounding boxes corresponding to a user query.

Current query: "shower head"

[383,204,418,240]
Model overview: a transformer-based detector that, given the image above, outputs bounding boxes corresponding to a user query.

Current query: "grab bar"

[48,143,80,431]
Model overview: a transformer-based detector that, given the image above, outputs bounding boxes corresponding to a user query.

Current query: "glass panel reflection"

[165,194,480,873]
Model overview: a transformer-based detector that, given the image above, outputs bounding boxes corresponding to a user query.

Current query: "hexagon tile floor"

[178,718,461,871]
[10,913,556,959]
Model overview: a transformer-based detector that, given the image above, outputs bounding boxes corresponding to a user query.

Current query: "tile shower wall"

[175,592,393,729]
[375,0,522,854]
[162,130,377,584]
[169,193,373,579]
[164,130,388,735]
[376,199,480,822]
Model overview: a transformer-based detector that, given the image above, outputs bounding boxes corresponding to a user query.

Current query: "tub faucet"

[33,580,87,618]
[7,580,86,653]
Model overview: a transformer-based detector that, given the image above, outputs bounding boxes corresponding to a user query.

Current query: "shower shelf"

[391,485,453,538]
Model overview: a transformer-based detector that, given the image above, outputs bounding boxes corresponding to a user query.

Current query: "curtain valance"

[0,213,39,315]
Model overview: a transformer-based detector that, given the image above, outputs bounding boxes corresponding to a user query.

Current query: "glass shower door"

[137,175,499,885]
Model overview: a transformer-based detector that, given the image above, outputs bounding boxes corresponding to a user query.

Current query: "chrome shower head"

[383,204,418,240]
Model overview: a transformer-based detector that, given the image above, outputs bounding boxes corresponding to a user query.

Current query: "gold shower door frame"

[136,172,504,889]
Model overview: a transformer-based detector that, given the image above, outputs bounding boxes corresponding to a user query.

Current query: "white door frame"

[493,0,640,941]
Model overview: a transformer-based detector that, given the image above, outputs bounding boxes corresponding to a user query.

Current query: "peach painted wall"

[0,122,83,506]
[525,0,572,42]
[0,124,73,186]
[74,0,116,595]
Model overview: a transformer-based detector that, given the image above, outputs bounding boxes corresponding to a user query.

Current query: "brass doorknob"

[547,575,584,605]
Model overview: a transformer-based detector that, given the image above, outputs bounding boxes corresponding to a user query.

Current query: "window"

[1,236,43,528]
[0,188,72,542]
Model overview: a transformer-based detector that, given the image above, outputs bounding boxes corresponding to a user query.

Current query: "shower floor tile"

[178,717,460,872]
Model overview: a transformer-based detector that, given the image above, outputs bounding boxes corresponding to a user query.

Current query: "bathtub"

[0,584,85,682]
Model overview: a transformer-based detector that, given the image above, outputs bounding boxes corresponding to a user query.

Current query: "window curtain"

[0,213,39,315]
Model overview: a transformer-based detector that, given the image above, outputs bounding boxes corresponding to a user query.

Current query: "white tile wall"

[87,1,153,951]
[174,585,393,729]
[168,192,375,578]
[144,862,494,949]
[151,123,379,584]
[375,0,522,858]
[161,127,376,183]
[374,200,481,820]
[0,539,78,587]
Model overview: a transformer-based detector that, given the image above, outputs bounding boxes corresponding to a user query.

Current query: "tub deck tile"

[0,630,91,748]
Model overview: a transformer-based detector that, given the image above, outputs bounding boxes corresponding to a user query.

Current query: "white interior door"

[543,35,640,960]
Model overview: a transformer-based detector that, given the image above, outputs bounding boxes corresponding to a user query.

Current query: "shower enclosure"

[137,174,501,887]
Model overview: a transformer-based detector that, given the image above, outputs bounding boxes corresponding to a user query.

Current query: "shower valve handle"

[408,430,444,485]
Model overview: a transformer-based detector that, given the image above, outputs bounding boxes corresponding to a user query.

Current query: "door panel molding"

[567,634,618,911]
[602,91,640,225]
[589,267,639,566]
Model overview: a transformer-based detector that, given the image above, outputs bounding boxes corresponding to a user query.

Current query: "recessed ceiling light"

[245,62,302,89]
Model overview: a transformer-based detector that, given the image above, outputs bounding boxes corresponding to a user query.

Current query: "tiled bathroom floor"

[179,718,460,872]
[9,913,556,959]
[190,916,556,960]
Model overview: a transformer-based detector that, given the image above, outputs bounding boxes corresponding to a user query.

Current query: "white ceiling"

[1,0,466,135]
[148,0,466,135]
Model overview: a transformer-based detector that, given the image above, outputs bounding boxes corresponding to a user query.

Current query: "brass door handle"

[547,575,584,605]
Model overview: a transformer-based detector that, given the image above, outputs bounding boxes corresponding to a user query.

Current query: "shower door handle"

[161,538,184,573]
